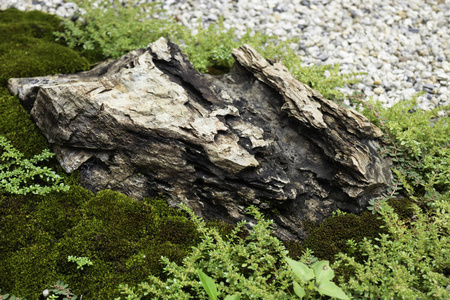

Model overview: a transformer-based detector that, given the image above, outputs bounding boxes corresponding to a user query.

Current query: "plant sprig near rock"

[334,202,450,299]
[53,0,181,60]
[0,136,69,195]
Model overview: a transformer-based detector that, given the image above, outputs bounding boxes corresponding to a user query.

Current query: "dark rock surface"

[8,38,392,240]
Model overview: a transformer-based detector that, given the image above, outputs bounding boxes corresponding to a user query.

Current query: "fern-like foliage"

[0,135,69,195]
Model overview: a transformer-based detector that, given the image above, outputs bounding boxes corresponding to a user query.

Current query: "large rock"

[8,38,392,240]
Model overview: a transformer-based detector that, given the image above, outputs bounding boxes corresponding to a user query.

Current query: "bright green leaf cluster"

[286,258,349,299]
[0,135,69,195]
[67,255,93,270]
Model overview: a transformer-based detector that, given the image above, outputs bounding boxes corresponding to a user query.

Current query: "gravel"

[2,0,449,109]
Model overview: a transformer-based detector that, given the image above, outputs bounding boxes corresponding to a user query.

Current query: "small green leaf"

[293,281,306,299]
[198,269,218,300]
[316,281,349,300]
[286,257,315,283]
[312,260,334,284]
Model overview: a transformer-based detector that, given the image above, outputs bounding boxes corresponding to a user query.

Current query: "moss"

[283,240,305,260]
[0,194,57,298]
[387,197,416,221]
[0,187,93,298]
[0,88,49,157]
[0,8,90,87]
[0,40,90,86]
[302,211,387,264]
[0,8,63,38]
[206,219,236,238]
[0,9,90,158]
[33,186,94,238]
[0,187,202,299]
[54,191,200,299]
[156,215,200,245]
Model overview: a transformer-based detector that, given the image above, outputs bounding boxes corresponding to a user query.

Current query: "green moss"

[0,9,90,158]
[0,87,48,157]
[0,8,63,37]
[0,8,90,87]
[206,219,236,239]
[302,211,387,264]
[34,186,94,238]
[283,240,305,260]
[0,193,57,298]
[2,241,60,299]
[56,191,200,298]
[0,40,90,86]
[0,188,201,299]
[387,197,416,221]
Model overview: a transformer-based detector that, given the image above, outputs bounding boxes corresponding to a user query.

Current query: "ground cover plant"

[331,98,450,299]
[117,205,350,300]
[1,3,449,300]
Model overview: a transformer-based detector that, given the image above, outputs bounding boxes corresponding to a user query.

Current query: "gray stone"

[8,39,392,241]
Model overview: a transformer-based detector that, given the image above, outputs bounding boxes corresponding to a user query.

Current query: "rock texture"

[8,38,392,240]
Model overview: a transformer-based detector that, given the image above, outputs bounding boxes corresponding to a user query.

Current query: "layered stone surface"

[9,38,392,240]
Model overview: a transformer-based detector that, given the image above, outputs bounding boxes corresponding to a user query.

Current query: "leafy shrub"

[359,98,449,197]
[197,258,349,300]
[53,0,181,59]
[116,205,350,300]
[0,135,69,195]
[334,202,449,299]
[331,97,450,299]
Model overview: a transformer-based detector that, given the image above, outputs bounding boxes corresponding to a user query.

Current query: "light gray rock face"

[8,38,392,240]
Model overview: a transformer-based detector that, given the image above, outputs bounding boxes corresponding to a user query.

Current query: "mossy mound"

[0,87,49,157]
[0,8,90,87]
[0,188,200,299]
[302,211,387,264]
[387,197,416,221]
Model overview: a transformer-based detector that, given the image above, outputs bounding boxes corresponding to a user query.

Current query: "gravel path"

[2,0,449,109]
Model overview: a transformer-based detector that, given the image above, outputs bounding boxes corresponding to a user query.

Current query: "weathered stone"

[8,38,392,240]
